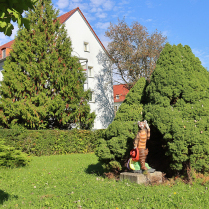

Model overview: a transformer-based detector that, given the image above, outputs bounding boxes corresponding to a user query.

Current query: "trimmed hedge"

[0,129,104,156]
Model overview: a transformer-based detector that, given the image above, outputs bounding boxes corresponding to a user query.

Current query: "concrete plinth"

[120,171,163,185]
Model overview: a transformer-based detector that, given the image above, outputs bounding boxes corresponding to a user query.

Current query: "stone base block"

[120,171,163,185]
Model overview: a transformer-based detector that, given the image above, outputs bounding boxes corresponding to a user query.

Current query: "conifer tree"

[144,43,209,175]
[0,0,95,129]
[95,77,147,172]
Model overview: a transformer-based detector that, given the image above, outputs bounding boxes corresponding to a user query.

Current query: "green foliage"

[144,43,209,175]
[0,0,95,129]
[0,0,37,36]
[0,129,103,156]
[96,77,147,172]
[0,139,30,168]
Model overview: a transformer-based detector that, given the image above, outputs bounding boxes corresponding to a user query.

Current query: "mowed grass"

[1,154,209,209]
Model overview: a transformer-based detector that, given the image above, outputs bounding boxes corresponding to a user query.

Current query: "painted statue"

[128,120,155,173]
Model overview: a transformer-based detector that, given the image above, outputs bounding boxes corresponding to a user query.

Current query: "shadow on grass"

[85,162,104,176]
[0,190,10,205]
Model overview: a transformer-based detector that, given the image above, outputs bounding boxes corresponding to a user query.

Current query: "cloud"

[56,0,69,9]
[118,0,129,5]
[58,10,66,15]
[103,0,115,11]
[98,33,111,48]
[90,0,105,7]
[95,22,110,30]
[96,12,107,19]
[146,0,154,8]
[162,30,169,36]
[146,19,152,22]
[69,1,88,11]
[140,18,153,23]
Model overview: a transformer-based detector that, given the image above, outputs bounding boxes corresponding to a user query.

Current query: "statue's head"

[138,120,147,130]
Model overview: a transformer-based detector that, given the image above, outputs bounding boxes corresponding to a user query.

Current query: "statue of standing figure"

[127,120,155,173]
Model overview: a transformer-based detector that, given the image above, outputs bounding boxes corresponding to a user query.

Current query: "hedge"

[0,129,104,156]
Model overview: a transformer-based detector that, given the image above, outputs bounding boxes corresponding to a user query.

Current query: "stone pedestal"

[120,171,163,185]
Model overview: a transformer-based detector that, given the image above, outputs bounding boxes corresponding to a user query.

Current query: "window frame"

[84,42,89,52]
[89,91,95,103]
[88,66,94,77]
[2,49,6,58]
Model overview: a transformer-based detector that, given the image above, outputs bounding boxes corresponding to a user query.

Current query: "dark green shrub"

[0,129,103,156]
[95,77,147,172]
[0,139,31,168]
[144,43,209,175]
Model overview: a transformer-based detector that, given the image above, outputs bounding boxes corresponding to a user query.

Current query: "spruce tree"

[95,77,147,172]
[0,0,95,129]
[144,43,209,175]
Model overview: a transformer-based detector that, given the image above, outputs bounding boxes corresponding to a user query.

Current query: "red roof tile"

[113,84,129,103]
[0,7,109,58]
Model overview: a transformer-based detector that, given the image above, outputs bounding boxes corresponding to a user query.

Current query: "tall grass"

[1,153,209,208]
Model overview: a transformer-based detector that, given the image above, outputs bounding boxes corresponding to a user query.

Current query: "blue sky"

[1,0,209,69]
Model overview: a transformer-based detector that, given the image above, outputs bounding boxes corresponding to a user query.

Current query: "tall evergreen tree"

[0,0,95,129]
[144,43,209,175]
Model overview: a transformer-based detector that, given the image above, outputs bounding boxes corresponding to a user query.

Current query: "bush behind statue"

[144,43,209,175]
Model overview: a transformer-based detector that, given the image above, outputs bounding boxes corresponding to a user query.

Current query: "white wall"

[64,10,114,129]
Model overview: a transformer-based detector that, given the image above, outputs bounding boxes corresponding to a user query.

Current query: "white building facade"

[0,8,114,130]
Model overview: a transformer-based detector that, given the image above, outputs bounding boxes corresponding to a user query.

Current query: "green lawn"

[0,153,209,208]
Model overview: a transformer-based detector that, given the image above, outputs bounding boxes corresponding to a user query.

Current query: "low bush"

[0,129,104,156]
[0,139,31,168]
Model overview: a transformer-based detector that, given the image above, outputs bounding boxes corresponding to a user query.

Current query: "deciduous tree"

[0,0,37,36]
[105,19,167,88]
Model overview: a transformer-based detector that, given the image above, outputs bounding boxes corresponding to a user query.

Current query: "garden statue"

[127,120,155,173]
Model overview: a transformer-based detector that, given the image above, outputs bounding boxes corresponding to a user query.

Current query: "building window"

[2,49,6,58]
[88,66,94,77]
[89,91,95,102]
[84,42,89,52]
[116,94,119,100]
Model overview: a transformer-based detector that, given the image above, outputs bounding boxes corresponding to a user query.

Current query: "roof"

[113,84,129,103]
[0,40,15,58]
[58,7,78,24]
[0,7,109,58]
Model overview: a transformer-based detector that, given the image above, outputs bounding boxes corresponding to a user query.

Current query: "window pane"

[2,50,6,58]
